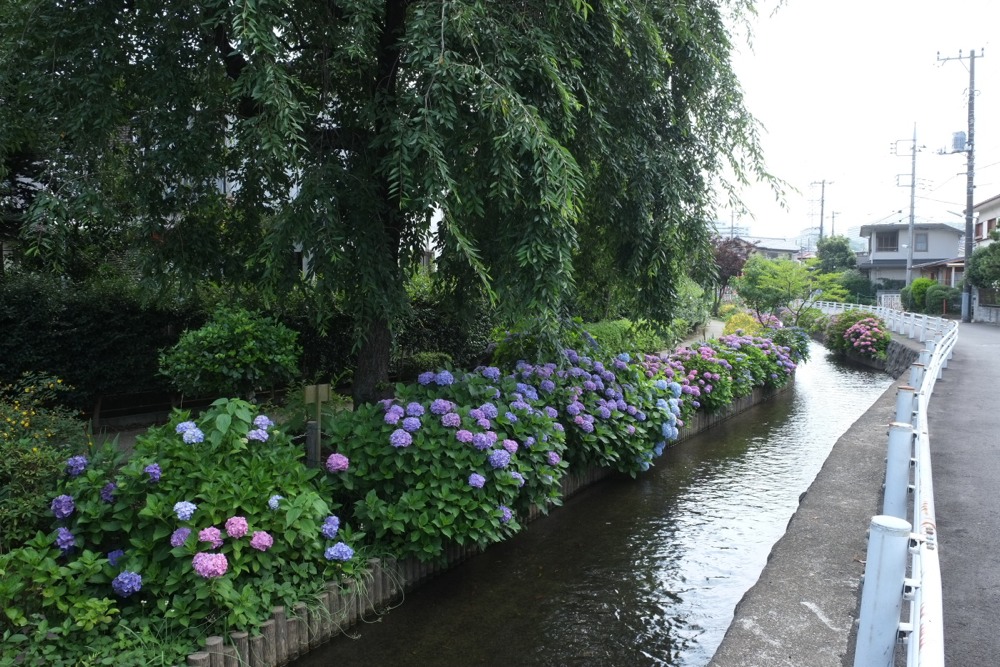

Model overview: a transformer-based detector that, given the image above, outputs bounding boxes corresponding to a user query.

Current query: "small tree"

[815,235,857,273]
[734,256,846,325]
[967,232,1000,291]
[710,237,756,314]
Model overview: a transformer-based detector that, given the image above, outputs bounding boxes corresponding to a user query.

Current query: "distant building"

[736,236,802,260]
[856,221,964,286]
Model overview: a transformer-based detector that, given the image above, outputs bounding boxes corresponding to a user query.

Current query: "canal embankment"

[709,332,924,667]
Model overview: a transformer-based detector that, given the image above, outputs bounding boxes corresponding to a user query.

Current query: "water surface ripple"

[295,343,893,667]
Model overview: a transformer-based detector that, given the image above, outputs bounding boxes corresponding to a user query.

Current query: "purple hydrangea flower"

[325,542,354,562]
[182,427,205,444]
[192,552,228,578]
[112,571,142,597]
[225,516,249,539]
[498,505,513,524]
[321,515,340,539]
[430,398,453,415]
[547,451,561,466]
[174,501,197,521]
[384,405,404,425]
[476,418,492,430]
[488,449,511,469]
[326,453,350,472]
[418,371,435,385]
[405,402,425,417]
[402,416,422,432]
[524,436,536,447]
[253,415,275,429]
[468,473,486,488]
[472,432,492,450]
[170,527,192,548]
[442,412,461,428]
[66,455,88,477]
[540,379,555,393]
[502,439,518,454]
[100,482,117,503]
[108,549,125,566]
[55,527,75,552]
[544,407,558,419]
[144,463,161,483]
[51,494,74,519]
[389,429,412,448]
[479,403,499,419]
[505,412,518,423]
[268,494,283,510]
[481,366,501,381]
[510,471,525,487]
[247,428,269,442]
[250,531,274,551]
[175,420,197,434]
[199,526,223,549]
[455,429,474,443]
[469,408,485,421]
[434,370,454,385]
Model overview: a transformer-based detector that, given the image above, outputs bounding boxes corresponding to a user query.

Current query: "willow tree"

[1,0,769,403]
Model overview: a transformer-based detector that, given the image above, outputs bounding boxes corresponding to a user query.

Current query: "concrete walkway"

[709,321,1000,666]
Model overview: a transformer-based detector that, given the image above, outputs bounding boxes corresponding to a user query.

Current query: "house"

[971,193,1000,322]
[737,236,802,260]
[856,222,964,287]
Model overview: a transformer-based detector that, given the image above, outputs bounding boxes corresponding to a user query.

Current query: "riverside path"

[710,320,1000,666]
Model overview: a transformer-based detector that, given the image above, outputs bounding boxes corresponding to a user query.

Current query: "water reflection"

[294,344,893,667]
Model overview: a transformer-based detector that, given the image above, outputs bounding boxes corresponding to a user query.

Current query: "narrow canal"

[295,342,894,667]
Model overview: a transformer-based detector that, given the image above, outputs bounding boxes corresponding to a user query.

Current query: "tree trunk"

[353,316,393,406]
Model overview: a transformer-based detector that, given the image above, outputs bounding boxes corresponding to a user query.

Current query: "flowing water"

[294,343,893,667]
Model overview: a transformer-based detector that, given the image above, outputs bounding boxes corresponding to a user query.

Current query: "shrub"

[796,307,829,336]
[159,307,301,399]
[0,373,92,552]
[825,311,891,360]
[907,278,936,313]
[924,284,961,314]
[398,351,454,383]
[1,399,363,664]
[723,312,765,337]
[584,319,668,356]
[717,303,739,320]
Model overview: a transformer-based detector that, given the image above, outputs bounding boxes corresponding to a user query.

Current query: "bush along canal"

[291,342,893,667]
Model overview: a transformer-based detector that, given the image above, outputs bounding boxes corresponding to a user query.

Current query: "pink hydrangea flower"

[192,552,229,578]
[198,526,223,549]
[249,531,274,552]
[326,453,350,472]
[225,516,249,539]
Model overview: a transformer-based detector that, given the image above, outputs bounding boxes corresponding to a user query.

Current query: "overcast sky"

[724,0,999,240]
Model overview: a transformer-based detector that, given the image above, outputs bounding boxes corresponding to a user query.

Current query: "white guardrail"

[813,301,958,667]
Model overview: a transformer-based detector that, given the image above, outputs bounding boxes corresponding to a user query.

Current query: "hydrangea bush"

[0,399,361,663]
[824,310,891,360]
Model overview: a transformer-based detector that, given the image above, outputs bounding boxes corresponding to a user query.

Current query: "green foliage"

[718,303,739,320]
[397,352,454,384]
[815,235,857,273]
[723,312,765,337]
[796,307,830,336]
[0,373,91,552]
[836,269,877,305]
[966,232,1000,290]
[0,273,199,411]
[924,284,961,314]
[159,308,301,399]
[583,319,668,356]
[906,278,937,314]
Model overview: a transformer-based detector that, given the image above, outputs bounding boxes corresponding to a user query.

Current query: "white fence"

[813,302,958,667]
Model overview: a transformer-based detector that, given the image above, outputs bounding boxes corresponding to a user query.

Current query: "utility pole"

[892,124,922,285]
[938,48,981,322]
[830,211,840,237]
[811,180,831,240]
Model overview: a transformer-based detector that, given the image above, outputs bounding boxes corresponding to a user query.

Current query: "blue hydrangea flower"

[545,406,558,419]
[253,415,275,429]
[524,436,536,447]
[112,571,142,598]
[481,366,501,381]
[325,542,354,562]
[66,455,88,477]
[417,372,435,385]
[434,370,454,385]
[175,421,197,434]
[247,428,269,442]
[405,402,425,417]
[51,494,74,519]
[472,432,492,451]
[55,527,75,552]
[268,494,284,510]
[442,413,461,428]
[488,449,511,469]
[669,382,683,398]
[173,501,197,521]
[401,417,421,432]
[479,403,499,419]
[498,505,513,524]
[617,352,631,362]
[547,451,561,466]
[100,482,117,503]
[655,379,668,391]
[144,463,161,483]
[430,398,453,415]
[468,473,486,488]
[510,471,525,487]
[505,412,518,423]
[389,429,412,448]
[321,515,340,539]
[540,379,555,393]
[182,427,205,444]
[108,549,125,566]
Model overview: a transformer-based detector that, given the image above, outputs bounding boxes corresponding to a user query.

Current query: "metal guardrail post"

[895,386,916,425]
[908,363,925,391]
[854,515,912,667]
[884,423,914,519]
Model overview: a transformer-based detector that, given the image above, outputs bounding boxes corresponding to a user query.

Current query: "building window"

[914,232,928,252]
[875,231,898,252]
[976,221,985,240]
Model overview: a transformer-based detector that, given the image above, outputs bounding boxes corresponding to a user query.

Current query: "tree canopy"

[709,236,756,313]
[966,233,1000,290]
[815,235,857,273]
[734,255,846,324]
[1,0,771,402]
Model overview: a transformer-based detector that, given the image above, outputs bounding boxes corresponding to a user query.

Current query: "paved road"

[926,322,1000,667]
[708,322,1000,667]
